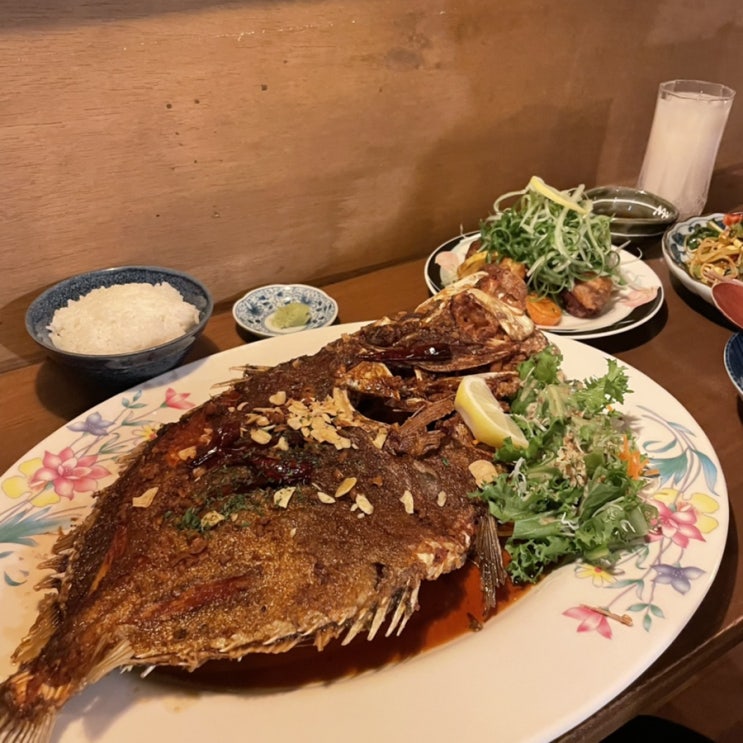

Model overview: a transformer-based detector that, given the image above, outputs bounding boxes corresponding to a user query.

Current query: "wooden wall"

[3,0,743,372]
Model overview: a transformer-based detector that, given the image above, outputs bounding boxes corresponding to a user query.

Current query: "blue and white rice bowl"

[232,284,339,338]
[25,265,213,388]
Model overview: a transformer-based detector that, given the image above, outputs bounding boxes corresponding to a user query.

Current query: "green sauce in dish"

[270,302,311,329]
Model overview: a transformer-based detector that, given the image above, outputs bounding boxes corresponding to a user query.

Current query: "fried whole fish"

[0,266,547,743]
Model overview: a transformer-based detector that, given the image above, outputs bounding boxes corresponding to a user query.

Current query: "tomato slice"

[722,212,743,227]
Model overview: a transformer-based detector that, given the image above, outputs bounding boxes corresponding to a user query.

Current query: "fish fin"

[11,596,60,666]
[50,529,77,554]
[385,579,417,637]
[86,639,136,685]
[0,701,55,743]
[1,639,135,743]
[36,553,69,573]
[33,575,63,592]
[115,440,148,472]
[475,512,507,611]
[396,581,420,636]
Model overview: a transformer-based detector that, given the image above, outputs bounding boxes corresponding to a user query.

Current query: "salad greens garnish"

[477,180,621,299]
[474,346,657,584]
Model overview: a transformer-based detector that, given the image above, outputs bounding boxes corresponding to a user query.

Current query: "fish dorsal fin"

[11,595,60,666]
[114,439,148,472]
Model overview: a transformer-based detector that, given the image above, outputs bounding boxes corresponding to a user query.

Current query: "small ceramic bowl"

[586,186,679,244]
[26,266,213,388]
[712,280,743,330]
[232,284,338,338]
[724,332,743,400]
[662,213,724,305]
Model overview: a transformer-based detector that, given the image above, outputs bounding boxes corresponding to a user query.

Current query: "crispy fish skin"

[0,266,547,743]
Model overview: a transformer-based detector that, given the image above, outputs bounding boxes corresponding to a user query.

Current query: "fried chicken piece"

[561,276,614,318]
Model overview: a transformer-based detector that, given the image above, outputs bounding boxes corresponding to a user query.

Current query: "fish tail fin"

[0,639,134,743]
[0,677,55,743]
[0,713,55,743]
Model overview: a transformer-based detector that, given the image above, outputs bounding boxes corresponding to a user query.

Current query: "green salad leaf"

[474,346,657,584]
[682,219,726,251]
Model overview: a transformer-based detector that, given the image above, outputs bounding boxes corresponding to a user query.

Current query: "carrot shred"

[619,434,647,480]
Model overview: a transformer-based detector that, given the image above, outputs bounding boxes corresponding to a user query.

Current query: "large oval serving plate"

[425,233,664,340]
[661,213,725,305]
[0,325,727,743]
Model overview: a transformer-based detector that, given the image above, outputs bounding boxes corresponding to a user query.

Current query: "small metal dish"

[232,284,338,338]
[586,186,679,243]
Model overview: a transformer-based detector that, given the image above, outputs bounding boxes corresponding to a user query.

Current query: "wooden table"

[1,248,741,741]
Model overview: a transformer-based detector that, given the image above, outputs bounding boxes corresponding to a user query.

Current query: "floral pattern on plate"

[0,387,195,587]
[563,404,722,639]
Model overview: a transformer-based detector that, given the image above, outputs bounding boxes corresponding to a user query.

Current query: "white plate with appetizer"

[426,234,663,339]
[426,177,664,340]
[0,323,727,743]
[662,212,743,305]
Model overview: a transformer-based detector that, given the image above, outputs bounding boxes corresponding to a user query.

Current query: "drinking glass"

[637,79,735,220]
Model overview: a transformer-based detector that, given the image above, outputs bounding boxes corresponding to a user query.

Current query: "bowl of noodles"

[662,212,743,305]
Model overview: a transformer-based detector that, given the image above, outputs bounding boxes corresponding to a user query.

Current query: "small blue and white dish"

[724,332,743,400]
[662,213,724,305]
[232,284,339,338]
[26,265,213,388]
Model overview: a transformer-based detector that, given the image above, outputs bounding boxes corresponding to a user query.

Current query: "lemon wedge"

[454,375,528,449]
[528,175,590,216]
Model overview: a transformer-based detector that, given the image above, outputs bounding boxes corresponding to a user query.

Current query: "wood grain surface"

[2,1,743,373]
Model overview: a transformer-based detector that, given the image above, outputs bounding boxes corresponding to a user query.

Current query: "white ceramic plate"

[0,325,727,743]
[425,233,664,339]
[661,213,726,305]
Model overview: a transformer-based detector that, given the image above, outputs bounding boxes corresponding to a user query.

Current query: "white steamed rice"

[48,282,200,355]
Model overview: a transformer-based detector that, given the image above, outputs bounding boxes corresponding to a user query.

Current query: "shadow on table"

[33,333,222,420]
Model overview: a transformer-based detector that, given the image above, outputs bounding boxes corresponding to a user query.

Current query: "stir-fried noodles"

[684,213,743,284]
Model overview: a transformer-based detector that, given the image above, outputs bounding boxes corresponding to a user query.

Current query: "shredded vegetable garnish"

[476,179,621,299]
[472,346,657,584]
[683,214,743,285]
